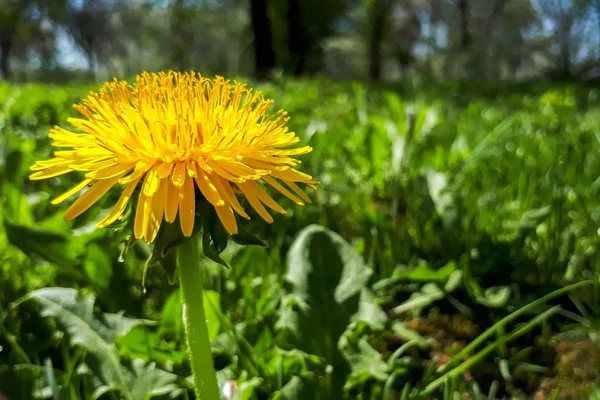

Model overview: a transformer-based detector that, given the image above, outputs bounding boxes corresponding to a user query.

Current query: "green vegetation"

[2,78,600,399]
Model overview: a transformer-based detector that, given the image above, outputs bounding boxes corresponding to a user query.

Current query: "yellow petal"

[157,162,173,178]
[180,174,196,236]
[273,146,312,156]
[70,158,116,172]
[30,164,73,180]
[215,205,238,234]
[215,157,262,179]
[142,165,161,197]
[270,168,313,182]
[236,181,273,223]
[172,161,187,187]
[51,179,92,205]
[63,176,121,221]
[164,177,180,223]
[286,180,311,203]
[134,190,149,240]
[86,163,135,180]
[119,162,149,184]
[97,174,143,228]
[207,159,245,183]
[248,180,287,214]
[262,176,304,206]
[194,172,225,207]
[146,178,167,242]
[211,175,249,219]
[30,158,71,171]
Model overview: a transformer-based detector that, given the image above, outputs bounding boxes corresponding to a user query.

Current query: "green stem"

[177,238,220,400]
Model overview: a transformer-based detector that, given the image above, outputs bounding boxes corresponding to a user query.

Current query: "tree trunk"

[287,0,307,76]
[485,0,509,39]
[368,0,387,80]
[249,0,276,79]
[557,14,574,75]
[0,37,13,80]
[457,0,471,48]
[484,0,510,78]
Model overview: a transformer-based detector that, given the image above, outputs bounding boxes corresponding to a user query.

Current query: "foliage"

[1,78,600,399]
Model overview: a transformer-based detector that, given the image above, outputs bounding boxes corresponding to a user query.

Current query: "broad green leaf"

[116,326,187,365]
[0,364,44,400]
[84,243,113,289]
[391,321,428,346]
[352,288,387,330]
[160,290,184,338]
[444,269,463,292]
[384,92,406,128]
[394,261,456,283]
[232,377,263,400]
[4,220,77,268]
[124,359,182,400]
[279,225,383,398]
[342,339,389,391]
[285,225,371,303]
[391,283,445,315]
[426,170,456,225]
[24,288,142,400]
[270,375,317,400]
[476,286,512,308]
[203,289,222,342]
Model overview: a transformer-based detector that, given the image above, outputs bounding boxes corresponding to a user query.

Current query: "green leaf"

[342,339,389,391]
[231,220,268,247]
[84,242,113,289]
[0,364,44,400]
[233,377,263,400]
[476,286,512,308]
[203,289,221,342]
[117,326,187,365]
[285,225,371,303]
[426,170,456,225]
[391,321,429,346]
[160,290,184,339]
[4,219,76,268]
[444,269,463,292]
[352,288,387,330]
[270,376,317,400]
[391,283,445,315]
[278,225,383,398]
[394,261,456,283]
[23,288,142,400]
[123,359,182,400]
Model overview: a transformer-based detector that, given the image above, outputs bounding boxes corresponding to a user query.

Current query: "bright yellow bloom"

[30,71,317,242]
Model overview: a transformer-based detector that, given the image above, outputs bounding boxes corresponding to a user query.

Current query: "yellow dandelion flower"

[30,71,317,242]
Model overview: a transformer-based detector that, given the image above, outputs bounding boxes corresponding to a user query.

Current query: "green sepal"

[199,199,229,268]
[143,215,203,288]
[231,218,268,247]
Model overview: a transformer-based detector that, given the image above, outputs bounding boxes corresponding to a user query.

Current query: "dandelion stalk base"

[177,238,220,400]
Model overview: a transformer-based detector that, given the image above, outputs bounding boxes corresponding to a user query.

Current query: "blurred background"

[1,0,600,82]
[3,1,600,400]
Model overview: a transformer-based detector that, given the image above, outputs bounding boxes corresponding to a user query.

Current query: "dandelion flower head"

[30,71,317,242]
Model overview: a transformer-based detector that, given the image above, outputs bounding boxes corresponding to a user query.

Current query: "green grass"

[1,77,600,399]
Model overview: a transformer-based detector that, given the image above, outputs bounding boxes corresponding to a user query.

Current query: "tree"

[0,0,66,79]
[0,0,39,79]
[250,0,276,79]
[59,0,124,77]
[367,0,392,80]
[287,0,307,76]
[457,0,472,48]
[535,0,590,77]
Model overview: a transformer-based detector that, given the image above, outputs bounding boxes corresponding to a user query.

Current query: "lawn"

[1,77,600,399]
